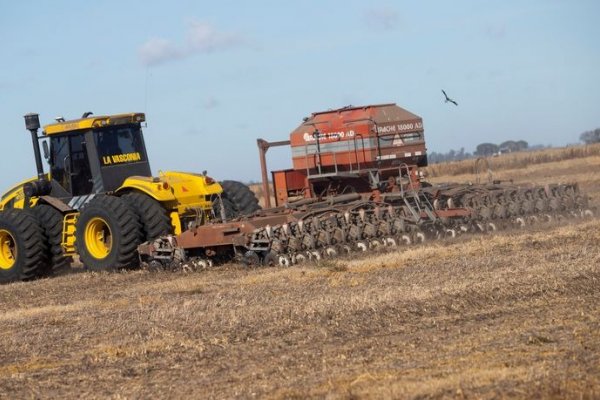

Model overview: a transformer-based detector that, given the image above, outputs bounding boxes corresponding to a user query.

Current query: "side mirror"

[42,140,50,160]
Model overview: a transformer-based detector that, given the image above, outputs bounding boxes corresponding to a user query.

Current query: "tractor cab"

[43,113,151,200]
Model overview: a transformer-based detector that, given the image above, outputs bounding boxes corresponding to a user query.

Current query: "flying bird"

[442,90,458,106]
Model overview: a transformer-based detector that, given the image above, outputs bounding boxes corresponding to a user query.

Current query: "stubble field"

[0,149,599,399]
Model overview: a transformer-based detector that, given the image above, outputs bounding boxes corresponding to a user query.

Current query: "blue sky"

[1,1,599,187]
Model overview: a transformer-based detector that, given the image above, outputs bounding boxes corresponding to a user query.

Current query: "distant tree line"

[429,140,530,163]
[474,140,529,156]
[580,128,600,144]
[428,127,599,165]
[428,147,472,164]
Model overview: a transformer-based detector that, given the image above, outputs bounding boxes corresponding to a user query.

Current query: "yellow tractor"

[0,112,259,283]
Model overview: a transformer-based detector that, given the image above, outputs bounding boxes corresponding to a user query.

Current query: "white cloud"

[364,7,400,31]
[138,38,183,66]
[138,21,243,66]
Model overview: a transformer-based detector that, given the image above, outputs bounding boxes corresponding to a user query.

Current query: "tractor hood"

[118,171,223,211]
[0,176,50,210]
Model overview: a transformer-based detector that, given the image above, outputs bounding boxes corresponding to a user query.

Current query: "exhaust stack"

[24,113,45,181]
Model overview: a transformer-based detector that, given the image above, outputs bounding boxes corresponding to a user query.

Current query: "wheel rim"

[0,230,16,270]
[85,217,112,259]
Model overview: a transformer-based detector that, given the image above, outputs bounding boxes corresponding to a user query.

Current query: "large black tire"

[75,195,143,271]
[0,209,49,283]
[211,194,237,221]
[122,192,172,241]
[220,180,261,216]
[33,204,72,274]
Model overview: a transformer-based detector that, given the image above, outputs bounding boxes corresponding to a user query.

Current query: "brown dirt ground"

[0,155,599,399]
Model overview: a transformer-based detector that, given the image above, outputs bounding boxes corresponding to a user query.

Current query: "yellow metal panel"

[117,176,178,202]
[0,176,45,210]
[117,171,223,211]
[170,212,182,235]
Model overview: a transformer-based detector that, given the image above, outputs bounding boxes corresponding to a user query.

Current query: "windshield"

[95,126,146,166]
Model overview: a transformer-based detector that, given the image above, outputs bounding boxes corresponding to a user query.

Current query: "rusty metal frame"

[257,138,290,208]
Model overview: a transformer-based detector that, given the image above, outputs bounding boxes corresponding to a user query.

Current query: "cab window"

[50,136,70,191]
[95,126,146,166]
[49,133,93,195]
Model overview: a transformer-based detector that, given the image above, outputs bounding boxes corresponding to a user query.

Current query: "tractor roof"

[43,113,145,136]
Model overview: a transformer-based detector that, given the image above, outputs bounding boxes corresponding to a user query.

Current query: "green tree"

[475,143,499,156]
[580,128,600,144]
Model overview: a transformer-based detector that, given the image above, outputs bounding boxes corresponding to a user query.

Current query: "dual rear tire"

[217,180,261,219]
[121,192,171,239]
